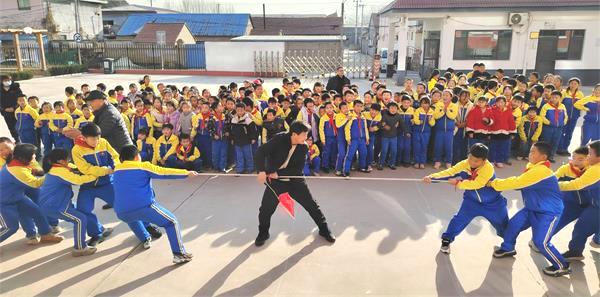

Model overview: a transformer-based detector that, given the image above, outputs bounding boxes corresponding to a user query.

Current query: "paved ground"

[0,74,598,296]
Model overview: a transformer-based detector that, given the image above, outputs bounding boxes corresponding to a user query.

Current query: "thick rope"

[193,172,447,182]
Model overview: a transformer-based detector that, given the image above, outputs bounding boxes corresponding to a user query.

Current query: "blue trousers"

[379,137,397,166]
[442,197,508,242]
[52,133,73,152]
[344,138,367,173]
[366,134,376,165]
[43,204,88,249]
[76,184,115,237]
[500,209,567,269]
[18,128,36,145]
[558,115,579,152]
[303,157,321,175]
[321,137,337,170]
[453,130,468,164]
[194,134,212,168]
[413,131,430,164]
[235,144,254,173]
[140,150,152,162]
[541,126,563,159]
[581,121,600,146]
[335,137,347,172]
[41,131,53,156]
[166,157,202,172]
[553,199,587,235]
[568,206,599,254]
[434,130,453,163]
[490,138,511,163]
[0,198,51,242]
[396,134,411,164]
[211,139,228,171]
[118,203,186,254]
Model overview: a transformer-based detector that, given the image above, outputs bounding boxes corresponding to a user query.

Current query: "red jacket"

[490,106,516,135]
[466,107,493,134]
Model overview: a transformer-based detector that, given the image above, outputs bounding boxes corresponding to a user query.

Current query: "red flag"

[277,192,295,219]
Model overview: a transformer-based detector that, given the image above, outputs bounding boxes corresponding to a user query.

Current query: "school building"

[377,0,600,85]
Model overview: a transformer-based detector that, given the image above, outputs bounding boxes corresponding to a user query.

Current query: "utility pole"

[359,4,365,51]
[150,0,153,7]
[340,2,344,52]
[262,4,266,30]
[75,0,82,64]
[354,0,359,47]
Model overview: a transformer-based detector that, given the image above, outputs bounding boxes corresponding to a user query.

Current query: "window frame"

[17,0,31,10]
[554,29,585,61]
[452,29,513,60]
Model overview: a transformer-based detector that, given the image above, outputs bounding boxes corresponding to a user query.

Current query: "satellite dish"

[23,27,33,34]
[510,14,522,25]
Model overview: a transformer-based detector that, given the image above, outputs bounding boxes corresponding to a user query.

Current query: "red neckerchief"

[527,116,537,137]
[468,167,479,180]
[74,136,95,149]
[7,159,28,167]
[356,113,363,136]
[571,89,578,102]
[327,113,337,136]
[200,112,211,130]
[177,144,192,160]
[524,161,551,172]
[549,102,560,125]
[309,145,316,156]
[307,108,313,119]
[55,110,65,114]
[569,162,585,177]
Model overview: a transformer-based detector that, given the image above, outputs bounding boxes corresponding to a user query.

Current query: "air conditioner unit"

[508,13,528,26]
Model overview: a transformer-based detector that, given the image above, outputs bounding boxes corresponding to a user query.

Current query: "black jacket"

[326,75,350,95]
[254,132,308,176]
[380,110,409,138]
[1,82,22,112]
[228,114,257,145]
[263,118,287,142]
[92,102,133,152]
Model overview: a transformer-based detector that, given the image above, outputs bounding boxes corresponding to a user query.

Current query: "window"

[103,20,114,35]
[453,30,512,60]
[17,0,30,10]
[556,30,584,60]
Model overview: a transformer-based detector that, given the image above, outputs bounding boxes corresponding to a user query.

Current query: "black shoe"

[342,172,349,177]
[388,165,397,170]
[376,164,383,170]
[402,163,411,168]
[440,239,451,254]
[255,232,270,247]
[319,230,336,243]
[102,204,113,210]
[321,167,330,174]
[562,250,584,261]
[87,227,113,246]
[145,224,163,239]
[493,248,516,258]
[543,263,571,277]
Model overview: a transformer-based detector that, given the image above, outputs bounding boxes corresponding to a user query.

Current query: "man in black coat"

[84,90,133,152]
[254,121,335,246]
[326,66,351,95]
[1,75,22,141]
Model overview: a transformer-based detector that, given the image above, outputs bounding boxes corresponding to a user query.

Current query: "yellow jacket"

[518,116,543,142]
[413,107,435,126]
[152,134,179,164]
[433,101,458,120]
[74,115,95,129]
[559,163,599,192]
[49,112,74,132]
[175,144,200,161]
[309,143,320,160]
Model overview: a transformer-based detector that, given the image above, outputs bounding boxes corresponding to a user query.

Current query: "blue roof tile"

[117,13,250,37]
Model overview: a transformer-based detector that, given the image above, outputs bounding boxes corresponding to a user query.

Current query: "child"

[397,95,414,167]
[489,96,516,167]
[228,103,257,174]
[424,143,508,254]
[167,134,202,172]
[412,97,435,169]
[39,149,98,256]
[263,97,285,118]
[49,101,74,151]
[453,90,472,163]
[262,108,288,144]
[466,96,493,149]
[557,78,585,155]
[335,102,351,176]
[296,98,319,141]
[107,90,119,106]
[540,90,568,162]
[379,102,404,170]
[64,86,76,104]
[137,127,155,162]
[131,99,154,141]
[490,142,570,277]
[14,94,39,145]
[178,101,195,137]
[433,90,458,169]
[364,103,382,170]
[343,100,370,176]
[0,143,64,244]
[151,98,165,139]
[153,123,179,166]
[113,145,196,263]
[574,84,599,146]
[303,136,321,176]
[517,107,543,160]
[191,102,212,168]
[67,99,83,122]
[74,104,95,130]
[119,99,134,138]
[35,102,54,156]
[318,101,338,173]
[207,102,228,172]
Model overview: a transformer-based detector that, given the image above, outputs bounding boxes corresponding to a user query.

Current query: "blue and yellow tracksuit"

[50,112,74,151]
[74,114,95,130]
[35,111,54,156]
[344,112,370,174]
[191,113,213,168]
[552,163,593,235]
[558,89,585,152]
[539,103,568,159]
[137,137,156,162]
[559,162,599,254]
[430,160,508,242]
[335,113,350,172]
[453,102,472,163]
[517,115,543,157]
[303,144,321,176]
[319,112,338,170]
[0,160,51,242]
[113,161,189,254]
[397,106,414,164]
[433,102,458,164]
[153,134,179,165]
[72,137,119,237]
[208,113,227,171]
[364,111,381,166]
[131,111,154,141]
[574,96,599,146]
[39,165,97,249]
[15,104,39,145]
[167,144,202,172]
[490,161,568,270]
[69,108,84,122]
[412,108,435,164]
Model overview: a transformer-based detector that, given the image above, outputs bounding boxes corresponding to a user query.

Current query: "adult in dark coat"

[326,66,351,95]
[84,90,133,152]
[1,75,22,141]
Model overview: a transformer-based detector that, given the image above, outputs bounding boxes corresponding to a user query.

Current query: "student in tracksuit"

[136,127,155,162]
[35,102,54,156]
[166,133,202,172]
[558,140,600,261]
[334,102,350,176]
[113,145,196,264]
[539,91,568,162]
[433,90,458,169]
[303,136,321,176]
[425,143,508,254]
[0,144,63,244]
[207,102,227,172]
[318,101,338,173]
[343,100,370,176]
[364,103,382,169]
[574,84,599,146]
[49,101,74,151]
[14,94,39,145]
[413,96,435,169]
[397,95,414,167]
[152,123,179,167]
[490,142,570,277]
[191,102,212,168]
[131,99,154,141]
[39,149,98,256]
[453,90,472,164]
[557,78,585,155]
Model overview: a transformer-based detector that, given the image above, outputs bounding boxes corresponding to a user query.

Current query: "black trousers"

[1,111,19,142]
[258,179,328,233]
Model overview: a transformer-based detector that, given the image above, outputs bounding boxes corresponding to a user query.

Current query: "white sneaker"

[72,246,97,257]
[173,253,193,264]
[51,226,62,234]
[26,235,40,245]
[143,238,152,249]
[529,240,540,253]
